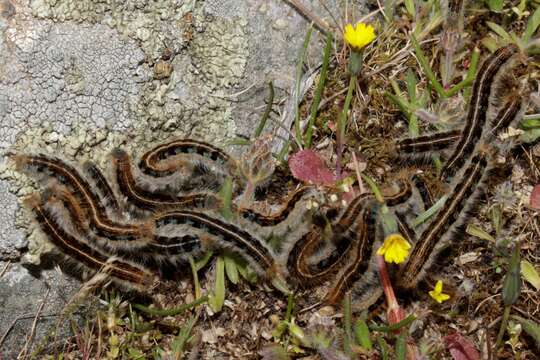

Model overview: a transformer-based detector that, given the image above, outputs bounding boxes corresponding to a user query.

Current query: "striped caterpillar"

[8,44,528,310]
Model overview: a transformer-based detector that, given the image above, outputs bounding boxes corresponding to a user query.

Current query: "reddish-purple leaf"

[530,184,540,210]
[288,150,336,185]
[444,332,480,360]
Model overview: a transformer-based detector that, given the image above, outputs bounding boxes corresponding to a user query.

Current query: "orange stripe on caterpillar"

[398,153,488,289]
[41,184,200,266]
[25,194,155,289]
[139,138,234,178]
[154,210,277,277]
[112,148,220,212]
[323,203,377,305]
[10,153,150,241]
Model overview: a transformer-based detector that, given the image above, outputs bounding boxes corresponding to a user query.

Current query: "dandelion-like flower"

[377,234,411,264]
[429,280,451,303]
[343,22,376,50]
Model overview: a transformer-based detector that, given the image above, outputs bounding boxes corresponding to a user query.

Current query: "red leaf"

[530,184,540,210]
[288,150,336,186]
[444,332,480,360]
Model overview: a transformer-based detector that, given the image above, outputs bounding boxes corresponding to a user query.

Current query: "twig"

[282,0,334,36]
[17,288,50,359]
[0,313,32,349]
[317,0,343,31]
[0,261,11,279]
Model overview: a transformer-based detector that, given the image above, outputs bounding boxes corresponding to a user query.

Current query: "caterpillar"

[7,43,529,314]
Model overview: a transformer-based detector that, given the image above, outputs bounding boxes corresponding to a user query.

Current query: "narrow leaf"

[209,256,226,312]
[413,195,448,227]
[511,315,540,349]
[370,314,416,332]
[354,319,372,350]
[486,21,512,41]
[237,260,258,283]
[224,254,239,285]
[502,245,521,306]
[253,81,274,138]
[466,224,496,243]
[395,331,407,360]
[523,6,540,43]
[487,0,504,13]
[521,260,540,291]
[219,177,233,220]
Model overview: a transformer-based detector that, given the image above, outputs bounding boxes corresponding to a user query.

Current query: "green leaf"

[395,331,407,360]
[218,177,233,220]
[520,118,540,130]
[405,71,417,105]
[466,224,496,243]
[502,246,522,306]
[253,81,274,138]
[127,348,145,360]
[523,6,540,43]
[491,205,503,236]
[171,315,198,356]
[481,36,501,52]
[370,314,417,332]
[511,315,540,349]
[376,336,390,360]
[410,35,446,97]
[486,21,512,41]
[404,0,416,17]
[209,256,226,312]
[237,260,257,283]
[521,260,540,291]
[224,254,239,285]
[413,195,448,228]
[354,319,372,350]
[361,174,384,203]
[194,251,213,271]
[521,128,540,143]
[486,0,504,13]
[342,294,353,355]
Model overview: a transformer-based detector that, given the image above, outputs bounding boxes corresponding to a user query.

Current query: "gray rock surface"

[0,0,350,356]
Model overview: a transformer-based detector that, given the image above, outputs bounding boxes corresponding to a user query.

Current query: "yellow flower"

[377,234,411,264]
[343,22,376,50]
[429,280,451,304]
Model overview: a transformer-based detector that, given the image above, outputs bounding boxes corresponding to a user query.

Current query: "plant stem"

[254,81,274,138]
[343,293,353,355]
[336,75,356,175]
[496,305,512,348]
[285,293,294,322]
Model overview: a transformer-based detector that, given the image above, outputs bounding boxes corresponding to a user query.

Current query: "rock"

[0,0,345,355]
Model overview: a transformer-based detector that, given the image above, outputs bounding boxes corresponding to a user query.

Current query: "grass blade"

[305,31,333,148]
